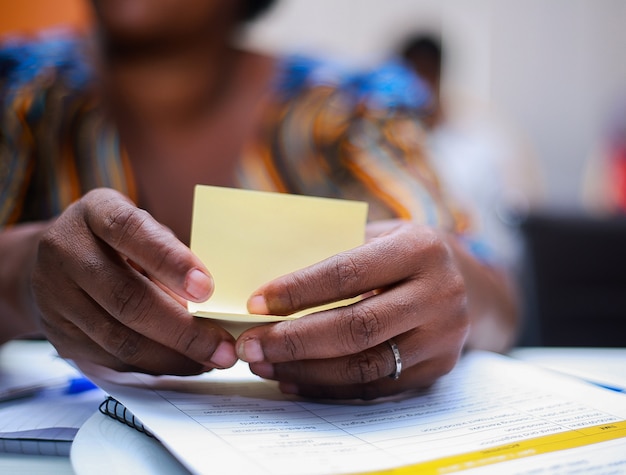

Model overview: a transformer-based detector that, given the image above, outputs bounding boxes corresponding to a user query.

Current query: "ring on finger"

[387,339,402,380]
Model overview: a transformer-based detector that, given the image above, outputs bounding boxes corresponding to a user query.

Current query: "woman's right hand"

[31,188,237,375]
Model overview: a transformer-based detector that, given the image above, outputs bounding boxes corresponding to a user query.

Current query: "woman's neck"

[92,31,277,243]
[99,32,238,133]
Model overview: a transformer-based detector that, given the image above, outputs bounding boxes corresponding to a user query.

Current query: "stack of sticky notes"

[188,185,368,336]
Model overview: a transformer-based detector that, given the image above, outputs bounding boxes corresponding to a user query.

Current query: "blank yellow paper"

[188,185,368,326]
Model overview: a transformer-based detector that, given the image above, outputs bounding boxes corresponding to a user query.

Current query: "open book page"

[187,186,368,336]
[81,351,626,475]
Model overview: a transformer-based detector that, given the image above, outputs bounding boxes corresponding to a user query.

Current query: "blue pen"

[591,381,626,394]
[41,376,99,397]
[64,376,98,394]
[0,376,98,403]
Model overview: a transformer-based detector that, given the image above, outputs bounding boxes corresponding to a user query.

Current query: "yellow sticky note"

[188,185,368,335]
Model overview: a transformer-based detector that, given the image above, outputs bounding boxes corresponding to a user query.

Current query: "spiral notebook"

[0,388,104,456]
[98,396,153,438]
[0,341,104,456]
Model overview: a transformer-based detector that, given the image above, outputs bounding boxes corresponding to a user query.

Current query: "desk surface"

[1,345,625,475]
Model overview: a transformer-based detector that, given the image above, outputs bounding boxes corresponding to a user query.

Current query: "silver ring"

[388,339,402,380]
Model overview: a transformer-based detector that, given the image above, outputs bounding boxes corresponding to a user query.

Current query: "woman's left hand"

[235,220,469,400]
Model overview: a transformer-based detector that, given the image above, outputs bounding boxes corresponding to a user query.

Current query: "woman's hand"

[236,220,469,400]
[31,188,237,375]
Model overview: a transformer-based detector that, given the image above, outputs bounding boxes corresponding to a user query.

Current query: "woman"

[0,0,518,399]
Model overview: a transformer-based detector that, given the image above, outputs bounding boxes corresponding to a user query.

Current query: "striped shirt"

[1,33,481,257]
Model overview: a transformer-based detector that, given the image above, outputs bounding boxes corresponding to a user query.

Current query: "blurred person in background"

[0,0,518,400]
[399,33,543,275]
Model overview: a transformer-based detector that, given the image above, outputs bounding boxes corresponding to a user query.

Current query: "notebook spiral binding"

[99,396,155,438]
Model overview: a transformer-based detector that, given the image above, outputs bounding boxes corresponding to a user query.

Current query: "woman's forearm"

[0,221,52,344]
[445,235,520,353]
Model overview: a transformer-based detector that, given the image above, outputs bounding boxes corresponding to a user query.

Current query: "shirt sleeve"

[0,33,100,226]
[0,39,37,226]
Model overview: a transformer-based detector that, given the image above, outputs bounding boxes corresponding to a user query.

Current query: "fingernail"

[250,362,274,379]
[186,269,213,301]
[210,341,237,369]
[247,294,269,315]
[237,337,264,362]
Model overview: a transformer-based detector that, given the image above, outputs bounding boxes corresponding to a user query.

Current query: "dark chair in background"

[517,212,626,347]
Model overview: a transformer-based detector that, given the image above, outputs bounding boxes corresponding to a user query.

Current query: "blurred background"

[4,0,625,210]
[253,0,626,214]
[3,0,626,345]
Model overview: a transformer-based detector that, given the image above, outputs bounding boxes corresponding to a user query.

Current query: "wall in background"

[489,0,626,210]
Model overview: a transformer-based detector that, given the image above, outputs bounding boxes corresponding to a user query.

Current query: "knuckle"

[109,277,154,327]
[281,326,306,360]
[423,246,467,305]
[279,274,306,312]
[152,241,181,274]
[81,253,108,279]
[344,349,387,383]
[36,227,58,255]
[33,229,74,300]
[103,205,150,248]
[419,229,449,261]
[331,252,366,293]
[174,326,203,357]
[338,305,384,351]
[35,225,68,265]
[107,327,145,365]
[30,264,47,300]
[448,273,469,322]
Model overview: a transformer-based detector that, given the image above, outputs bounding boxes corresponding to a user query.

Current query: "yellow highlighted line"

[357,420,626,475]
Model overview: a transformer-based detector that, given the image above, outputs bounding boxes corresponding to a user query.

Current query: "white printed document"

[79,352,626,475]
